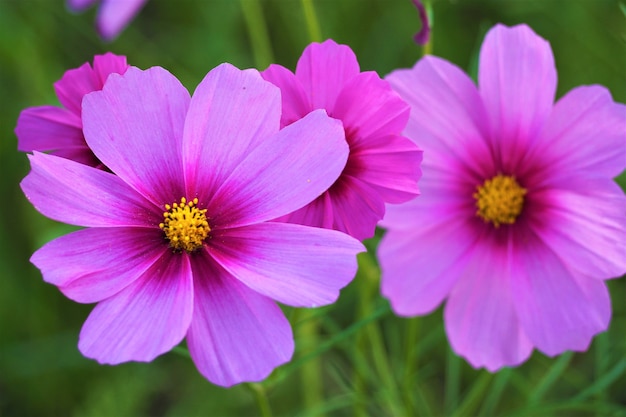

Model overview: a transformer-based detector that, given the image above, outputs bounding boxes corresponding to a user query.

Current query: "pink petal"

[275,191,335,230]
[207,110,348,228]
[511,227,611,356]
[529,181,626,280]
[182,63,281,199]
[21,152,160,227]
[15,106,83,151]
[444,238,534,371]
[209,222,363,308]
[333,71,410,142]
[347,134,422,204]
[478,24,557,172]
[79,252,193,364]
[67,0,98,11]
[31,227,166,303]
[187,254,293,387]
[379,210,478,316]
[54,62,100,115]
[529,86,626,181]
[386,56,493,181]
[92,52,129,85]
[82,66,190,206]
[295,39,361,111]
[96,0,148,41]
[261,64,312,127]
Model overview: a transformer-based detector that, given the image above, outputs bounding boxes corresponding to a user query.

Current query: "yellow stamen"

[159,197,210,252]
[473,174,527,228]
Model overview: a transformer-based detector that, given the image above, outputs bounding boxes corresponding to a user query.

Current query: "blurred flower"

[379,24,626,370]
[67,0,148,41]
[16,53,129,168]
[261,39,422,241]
[412,0,431,46]
[21,64,364,387]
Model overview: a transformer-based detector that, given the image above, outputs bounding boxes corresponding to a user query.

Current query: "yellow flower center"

[159,197,210,252]
[473,174,527,228]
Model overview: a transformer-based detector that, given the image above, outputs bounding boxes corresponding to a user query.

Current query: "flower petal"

[207,110,348,228]
[295,39,361,111]
[82,66,190,206]
[21,152,159,227]
[67,0,98,12]
[79,252,193,364]
[15,106,83,151]
[386,56,493,181]
[530,181,626,281]
[511,227,611,356]
[209,222,363,308]
[529,86,626,181]
[347,134,422,204]
[261,63,312,127]
[96,0,148,41]
[31,227,166,303]
[187,254,293,387]
[333,71,410,141]
[478,24,557,171]
[444,237,534,371]
[183,63,281,199]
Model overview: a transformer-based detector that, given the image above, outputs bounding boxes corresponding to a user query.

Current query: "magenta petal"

[295,40,361,111]
[97,0,148,41]
[333,71,410,141]
[532,86,626,180]
[511,228,611,356]
[183,63,281,199]
[278,191,335,230]
[207,110,348,228]
[79,252,193,364]
[444,240,534,371]
[16,106,83,151]
[54,62,99,115]
[187,254,293,387]
[92,52,129,85]
[82,66,190,206]
[261,64,312,127]
[210,223,363,307]
[21,152,159,227]
[386,56,493,180]
[67,0,98,11]
[478,24,557,169]
[348,134,422,204]
[31,227,166,303]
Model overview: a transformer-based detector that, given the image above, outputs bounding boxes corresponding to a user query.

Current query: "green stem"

[245,383,273,417]
[296,309,325,416]
[422,0,434,56]
[301,0,322,42]
[239,0,274,69]
[444,347,461,415]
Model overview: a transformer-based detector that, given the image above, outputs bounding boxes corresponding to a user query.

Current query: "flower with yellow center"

[473,174,527,228]
[159,197,210,252]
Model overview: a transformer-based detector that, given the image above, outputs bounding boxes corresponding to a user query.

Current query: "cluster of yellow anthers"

[474,174,527,228]
[159,197,210,252]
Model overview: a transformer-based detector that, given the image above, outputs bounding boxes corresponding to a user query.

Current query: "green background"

[1,0,625,416]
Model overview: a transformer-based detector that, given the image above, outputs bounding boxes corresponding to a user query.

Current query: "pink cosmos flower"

[379,24,626,370]
[21,63,364,387]
[67,0,148,41]
[16,53,129,168]
[261,39,423,241]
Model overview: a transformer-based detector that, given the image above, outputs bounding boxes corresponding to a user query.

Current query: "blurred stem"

[402,316,419,414]
[301,0,322,42]
[422,0,433,56]
[295,309,325,416]
[444,347,460,415]
[245,383,273,417]
[356,251,404,416]
[239,0,274,69]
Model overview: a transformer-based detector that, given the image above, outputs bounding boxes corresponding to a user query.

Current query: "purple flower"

[379,24,626,370]
[67,0,148,41]
[16,53,129,168]
[21,63,364,386]
[262,40,422,241]
[412,0,431,46]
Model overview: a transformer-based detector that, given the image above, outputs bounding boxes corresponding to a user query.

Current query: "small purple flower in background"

[16,53,129,168]
[379,24,626,370]
[262,39,422,241]
[67,0,148,41]
[21,63,364,386]
[412,0,431,46]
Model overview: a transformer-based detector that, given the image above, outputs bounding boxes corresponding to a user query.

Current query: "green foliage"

[1,0,625,416]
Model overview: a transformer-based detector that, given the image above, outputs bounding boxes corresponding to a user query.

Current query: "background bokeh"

[1,0,625,416]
